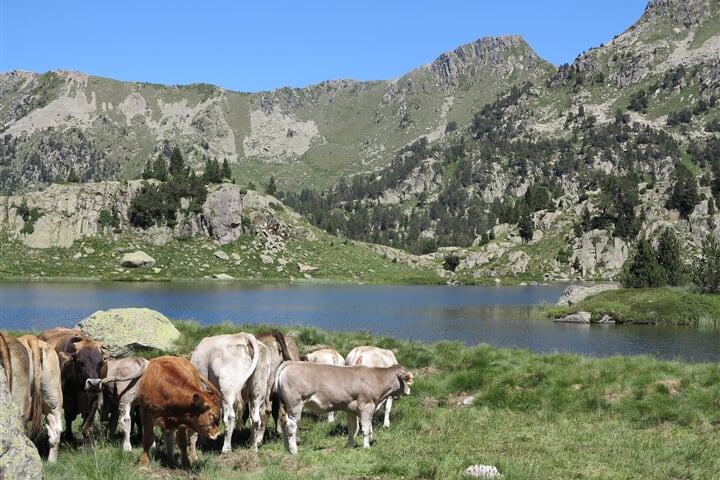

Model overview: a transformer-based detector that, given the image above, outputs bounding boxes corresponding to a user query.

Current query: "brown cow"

[136,355,222,469]
[39,327,107,450]
[275,361,413,454]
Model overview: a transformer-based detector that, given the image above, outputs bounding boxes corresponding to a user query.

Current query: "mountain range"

[1,0,719,283]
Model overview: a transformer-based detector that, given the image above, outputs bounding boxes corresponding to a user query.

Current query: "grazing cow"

[136,355,221,469]
[345,346,399,428]
[303,348,345,422]
[39,327,107,450]
[190,333,270,453]
[17,335,64,462]
[275,361,413,454]
[99,356,150,452]
[256,329,299,433]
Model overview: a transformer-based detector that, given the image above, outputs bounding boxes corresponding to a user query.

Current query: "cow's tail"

[0,333,12,391]
[235,333,261,391]
[272,329,293,362]
[26,335,43,441]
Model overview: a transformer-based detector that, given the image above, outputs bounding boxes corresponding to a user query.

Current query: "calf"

[275,361,412,454]
[345,346,399,428]
[136,355,221,469]
[99,356,149,452]
[303,348,345,422]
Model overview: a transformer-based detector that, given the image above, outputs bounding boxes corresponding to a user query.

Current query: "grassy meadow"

[35,321,720,480]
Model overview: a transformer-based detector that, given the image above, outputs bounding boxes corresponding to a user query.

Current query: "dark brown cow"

[136,355,222,469]
[39,327,106,450]
[275,361,413,454]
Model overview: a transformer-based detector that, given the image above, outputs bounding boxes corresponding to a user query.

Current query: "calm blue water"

[1,282,719,363]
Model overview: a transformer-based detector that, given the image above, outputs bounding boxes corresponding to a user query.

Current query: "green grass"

[545,286,720,325]
[34,322,720,479]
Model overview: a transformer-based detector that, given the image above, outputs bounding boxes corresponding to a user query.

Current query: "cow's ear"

[192,393,203,408]
[58,351,71,365]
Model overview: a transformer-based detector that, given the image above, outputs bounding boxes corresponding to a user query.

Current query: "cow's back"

[345,346,397,368]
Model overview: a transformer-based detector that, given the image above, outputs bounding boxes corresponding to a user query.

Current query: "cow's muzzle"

[85,378,102,391]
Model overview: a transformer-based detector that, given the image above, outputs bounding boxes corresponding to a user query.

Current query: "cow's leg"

[360,409,373,448]
[382,398,393,428]
[45,402,63,463]
[249,391,266,452]
[164,430,176,468]
[188,430,199,463]
[282,403,303,454]
[345,412,358,448]
[327,411,335,423]
[119,400,133,452]
[177,427,190,469]
[80,397,100,452]
[220,392,238,453]
[138,410,155,468]
[62,401,78,444]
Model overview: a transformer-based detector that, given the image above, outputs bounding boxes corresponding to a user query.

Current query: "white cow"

[275,361,412,454]
[345,346,399,428]
[303,348,345,422]
[99,356,150,452]
[189,333,261,453]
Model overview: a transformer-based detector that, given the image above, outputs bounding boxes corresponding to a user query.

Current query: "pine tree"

[656,228,684,286]
[692,234,720,293]
[169,146,186,178]
[619,238,666,288]
[152,155,168,181]
[221,158,232,181]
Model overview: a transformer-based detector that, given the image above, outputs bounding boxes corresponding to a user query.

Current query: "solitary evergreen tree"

[265,176,277,196]
[152,155,168,181]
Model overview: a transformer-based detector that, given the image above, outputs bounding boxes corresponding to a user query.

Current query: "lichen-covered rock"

[556,283,621,306]
[0,366,43,479]
[76,307,180,358]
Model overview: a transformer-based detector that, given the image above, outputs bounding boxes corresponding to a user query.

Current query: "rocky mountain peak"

[642,0,712,29]
[428,35,550,89]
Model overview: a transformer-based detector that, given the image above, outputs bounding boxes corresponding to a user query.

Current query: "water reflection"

[1,282,719,363]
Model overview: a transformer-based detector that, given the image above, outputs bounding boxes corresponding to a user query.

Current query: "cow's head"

[60,340,107,394]
[393,365,414,397]
[190,376,222,440]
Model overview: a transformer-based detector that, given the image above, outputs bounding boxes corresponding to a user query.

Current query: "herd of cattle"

[0,327,413,470]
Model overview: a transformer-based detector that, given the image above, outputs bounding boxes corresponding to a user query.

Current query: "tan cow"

[0,332,63,462]
[39,327,107,450]
[136,355,222,469]
[303,348,345,422]
[275,361,413,454]
[99,356,150,452]
[190,333,271,453]
[17,335,64,462]
[345,346,399,428]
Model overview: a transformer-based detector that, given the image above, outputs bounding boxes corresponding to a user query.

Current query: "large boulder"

[120,250,156,268]
[75,307,180,358]
[0,366,43,479]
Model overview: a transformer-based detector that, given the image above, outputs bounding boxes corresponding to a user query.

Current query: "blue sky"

[1,1,649,93]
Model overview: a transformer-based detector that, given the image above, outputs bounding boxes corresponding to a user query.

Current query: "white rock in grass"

[464,464,503,478]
